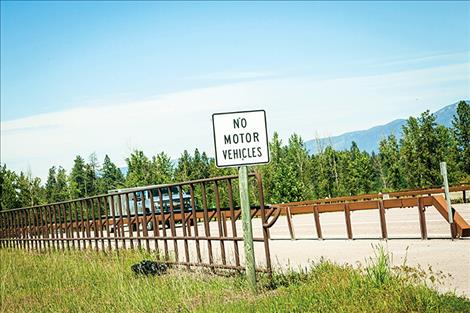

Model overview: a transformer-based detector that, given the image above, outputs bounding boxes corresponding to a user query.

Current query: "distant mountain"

[305,101,468,154]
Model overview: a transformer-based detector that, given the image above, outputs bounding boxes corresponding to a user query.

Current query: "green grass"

[1,247,469,313]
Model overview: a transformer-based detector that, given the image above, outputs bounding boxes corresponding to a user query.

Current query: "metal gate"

[0,173,273,273]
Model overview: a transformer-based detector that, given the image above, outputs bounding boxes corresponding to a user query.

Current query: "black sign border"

[212,109,270,168]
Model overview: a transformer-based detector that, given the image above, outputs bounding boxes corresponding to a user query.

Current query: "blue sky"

[1,1,469,178]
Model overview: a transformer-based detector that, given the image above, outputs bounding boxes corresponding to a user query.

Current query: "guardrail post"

[450,209,457,239]
[378,200,388,239]
[313,205,323,240]
[344,204,353,240]
[286,207,296,240]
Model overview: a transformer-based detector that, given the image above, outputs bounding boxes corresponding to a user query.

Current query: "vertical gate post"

[440,162,456,239]
[239,166,256,292]
[255,171,272,276]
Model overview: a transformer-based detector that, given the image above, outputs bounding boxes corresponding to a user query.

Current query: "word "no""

[233,118,247,129]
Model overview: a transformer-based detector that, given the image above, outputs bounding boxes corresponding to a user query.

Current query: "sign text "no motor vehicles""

[212,110,270,167]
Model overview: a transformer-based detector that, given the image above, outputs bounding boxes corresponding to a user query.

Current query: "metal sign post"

[212,110,270,292]
[440,162,455,239]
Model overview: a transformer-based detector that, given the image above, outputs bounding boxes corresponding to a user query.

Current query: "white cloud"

[374,51,470,67]
[185,71,278,80]
[1,62,469,180]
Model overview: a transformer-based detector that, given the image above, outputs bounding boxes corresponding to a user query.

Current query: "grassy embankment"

[1,247,469,313]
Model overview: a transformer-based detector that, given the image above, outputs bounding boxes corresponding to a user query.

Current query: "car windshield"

[151,186,181,198]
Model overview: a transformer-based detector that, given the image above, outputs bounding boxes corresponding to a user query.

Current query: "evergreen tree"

[369,151,383,192]
[30,176,45,206]
[314,146,340,198]
[379,135,402,190]
[150,152,174,184]
[419,111,442,186]
[0,164,20,210]
[401,112,441,188]
[285,134,314,200]
[191,149,210,180]
[209,157,235,178]
[260,133,312,203]
[344,142,373,195]
[69,155,87,198]
[16,170,44,207]
[45,166,58,202]
[100,155,125,192]
[321,146,347,198]
[400,117,419,188]
[436,125,460,183]
[259,132,283,203]
[84,153,101,196]
[174,150,193,182]
[55,167,70,201]
[84,164,96,196]
[126,150,152,187]
[15,172,30,207]
[452,100,470,177]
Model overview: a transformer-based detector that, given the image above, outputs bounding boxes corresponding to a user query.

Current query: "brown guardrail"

[272,185,470,208]
[267,194,470,240]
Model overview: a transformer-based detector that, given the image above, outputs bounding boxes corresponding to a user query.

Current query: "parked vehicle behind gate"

[107,185,195,231]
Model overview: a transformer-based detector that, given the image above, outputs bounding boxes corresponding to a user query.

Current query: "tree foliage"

[453,100,470,176]
[379,135,402,190]
[69,155,86,198]
[101,155,125,192]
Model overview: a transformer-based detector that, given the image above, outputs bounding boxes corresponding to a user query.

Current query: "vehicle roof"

[108,185,188,193]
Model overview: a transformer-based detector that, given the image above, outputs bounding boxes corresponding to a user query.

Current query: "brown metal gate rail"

[0,173,272,274]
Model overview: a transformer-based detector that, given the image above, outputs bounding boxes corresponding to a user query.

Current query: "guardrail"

[272,185,470,208]
[268,187,470,240]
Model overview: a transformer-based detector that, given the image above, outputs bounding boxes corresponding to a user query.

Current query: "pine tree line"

[1,101,469,210]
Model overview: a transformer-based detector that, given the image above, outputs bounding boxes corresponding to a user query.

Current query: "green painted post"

[440,162,455,239]
[239,165,256,292]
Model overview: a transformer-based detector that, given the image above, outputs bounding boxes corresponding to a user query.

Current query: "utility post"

[440,162,456,239]
[212,110,270,293]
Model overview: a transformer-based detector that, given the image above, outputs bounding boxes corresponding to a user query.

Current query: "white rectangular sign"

[212,110,270,167]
